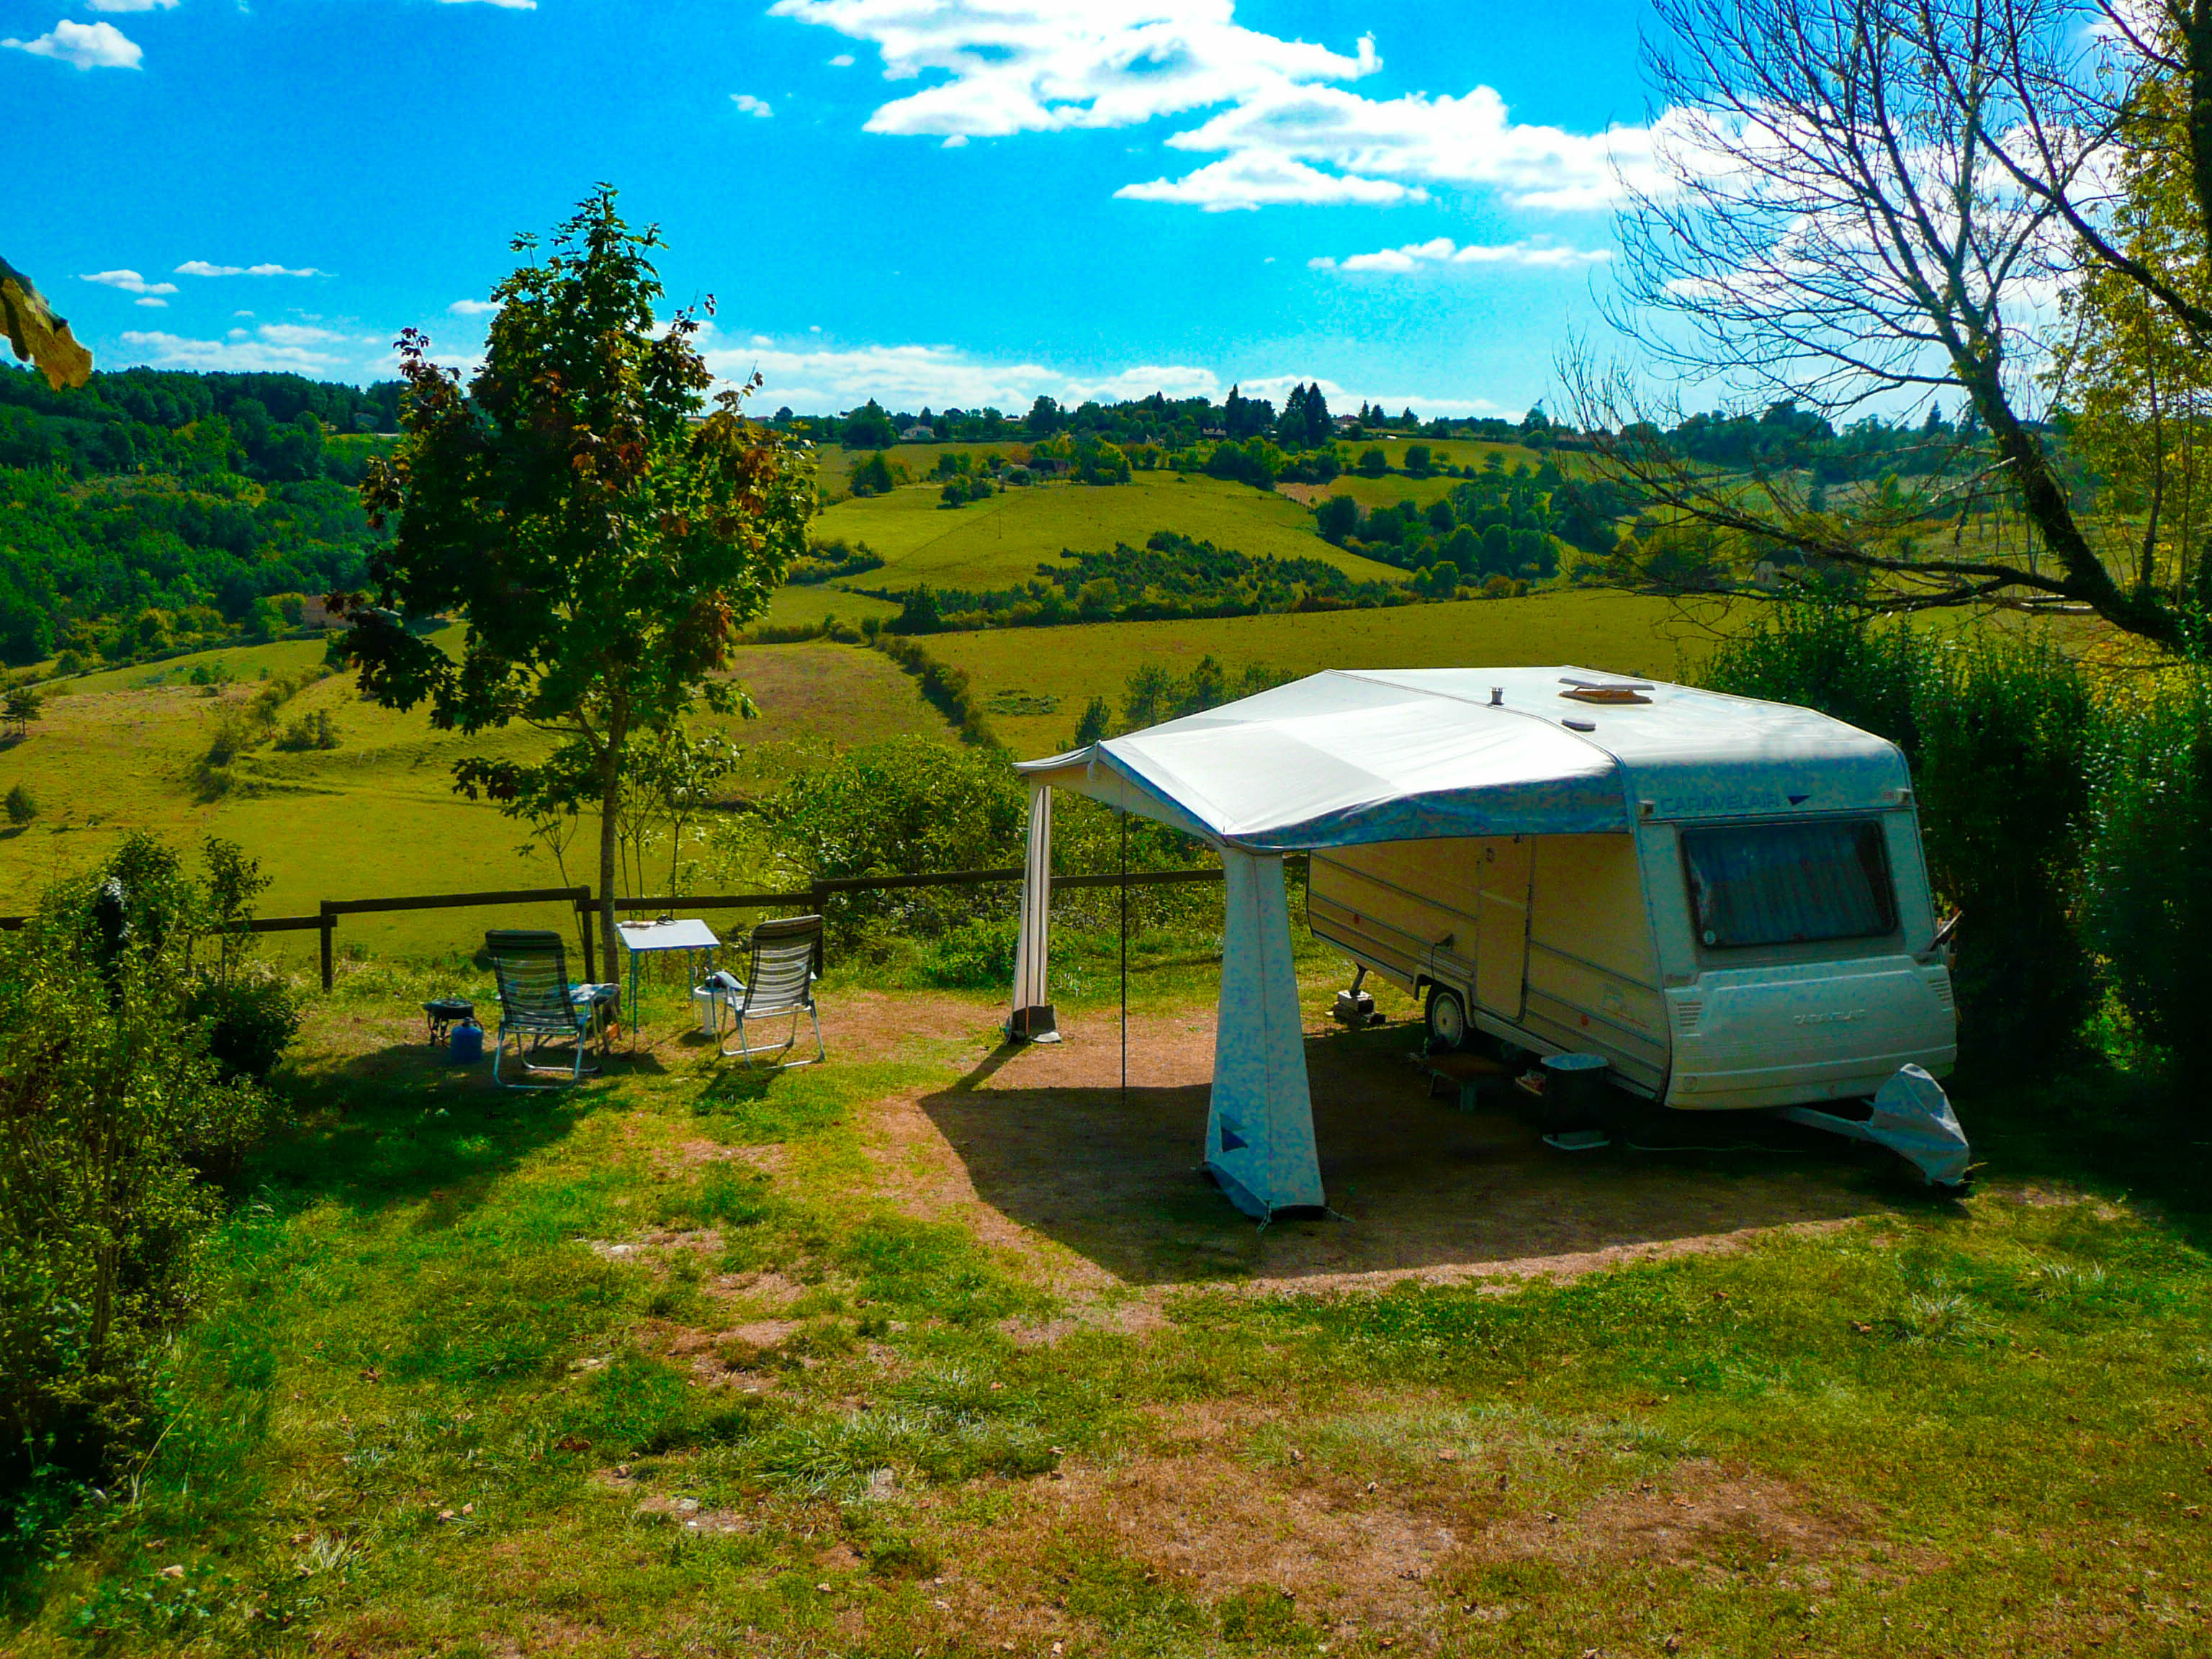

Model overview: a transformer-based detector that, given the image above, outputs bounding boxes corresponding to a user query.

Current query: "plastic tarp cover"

[1781,1065,1971,1187]
[1205,850,1325,1218]
[1019,670,1630,850]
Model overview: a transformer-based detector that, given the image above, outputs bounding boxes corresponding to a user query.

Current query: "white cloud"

[80,269,179,296]
[135,296,167,308]
[174,261,323,278]
[85,0,176,10]
[828,53,854,66]
[4,19,141,68]
[438,0,536,9]
[1309,235,1611,272]
[1119,152,1421,211]
[731,93,773,117]
[447,298,500,315]
[769,0,1656,211]
[120,326,351,374]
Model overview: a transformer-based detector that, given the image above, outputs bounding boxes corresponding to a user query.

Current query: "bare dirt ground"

[858,1000,1892,1295]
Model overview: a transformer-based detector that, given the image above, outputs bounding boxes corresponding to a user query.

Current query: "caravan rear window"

[1681,819,1897,949]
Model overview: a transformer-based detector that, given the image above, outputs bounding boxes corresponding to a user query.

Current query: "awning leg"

[1205,850,1324,1218]
[1009,783,1058,1042]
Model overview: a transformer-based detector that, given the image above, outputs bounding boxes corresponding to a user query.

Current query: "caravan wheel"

[1424,986,1469,1052]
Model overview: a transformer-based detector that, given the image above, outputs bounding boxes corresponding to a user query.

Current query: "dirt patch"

[1485,1458,1858,1573]
[884,1004,1889,1295]
[1037,1451,1458,1632]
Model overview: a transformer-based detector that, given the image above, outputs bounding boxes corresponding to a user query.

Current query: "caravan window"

[1681,819,1897,949]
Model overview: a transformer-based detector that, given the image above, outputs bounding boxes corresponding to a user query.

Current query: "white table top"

[616,918,721,952]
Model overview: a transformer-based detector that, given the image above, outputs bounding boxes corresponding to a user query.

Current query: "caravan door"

[1475,836,1532,1018]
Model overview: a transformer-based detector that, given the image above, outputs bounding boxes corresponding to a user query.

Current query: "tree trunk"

[598,760,622,1002]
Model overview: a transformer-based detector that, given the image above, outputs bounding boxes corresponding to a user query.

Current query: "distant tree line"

[860,531,1419,632]
[0,365,407,667]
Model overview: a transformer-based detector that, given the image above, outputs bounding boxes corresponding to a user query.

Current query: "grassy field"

[0,639,953,956]
[811,475,1407,591]
[931,590,1718,755]
[5,956,2205,1658]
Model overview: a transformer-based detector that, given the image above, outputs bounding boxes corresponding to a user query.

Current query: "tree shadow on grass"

[920,1018,1910,1287]
[246,1035,625,1220]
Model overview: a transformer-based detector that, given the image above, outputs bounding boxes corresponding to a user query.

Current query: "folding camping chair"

[698,914,825,1069]
[484,929,620,1087]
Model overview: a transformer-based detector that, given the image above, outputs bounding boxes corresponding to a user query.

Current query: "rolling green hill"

[810,472,1407,591]
[0,638,956,956]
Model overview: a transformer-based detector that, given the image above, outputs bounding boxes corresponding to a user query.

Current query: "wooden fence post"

[318,901,336,992]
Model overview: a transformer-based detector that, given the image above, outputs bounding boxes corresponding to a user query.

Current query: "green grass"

[4,965,2206,1658]
[0,639,953,954]
[811,474,1407,591]
[930,588,1720,754]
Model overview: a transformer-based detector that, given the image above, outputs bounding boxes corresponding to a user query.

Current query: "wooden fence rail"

[1,858,1301,990]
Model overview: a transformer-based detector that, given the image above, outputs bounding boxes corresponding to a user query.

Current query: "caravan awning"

[1016,665,1905,850]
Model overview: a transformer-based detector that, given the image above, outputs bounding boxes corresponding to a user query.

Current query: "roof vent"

[1563,717,1596,733]
[1559,675,1653,705]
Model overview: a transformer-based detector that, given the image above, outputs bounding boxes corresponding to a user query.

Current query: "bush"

[2087,673,2212,1070]
[0,835,285,1520]
[192,970,303,1084]
[767,737,1025,943]
[4,781,33,826]
[274,708,339,751]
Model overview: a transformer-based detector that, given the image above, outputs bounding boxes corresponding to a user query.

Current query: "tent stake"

[1120,807,1128,1110]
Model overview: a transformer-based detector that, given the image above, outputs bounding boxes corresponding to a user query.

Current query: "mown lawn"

[5,955,2206,1658]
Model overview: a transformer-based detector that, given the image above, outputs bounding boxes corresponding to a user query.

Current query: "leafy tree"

[841,398,896,449]
[1404,443,1432,477]
[1025,395,1063,436]
[1314,493,1360,545]
[1357,446,1388,477]
[4,684,40,740]
[851,450,896,496]
[341,187,809,974]
[4,781,34,825]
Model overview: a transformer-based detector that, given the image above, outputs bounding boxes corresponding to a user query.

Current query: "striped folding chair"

[484,930,619,1087]
[703,914,825,1069]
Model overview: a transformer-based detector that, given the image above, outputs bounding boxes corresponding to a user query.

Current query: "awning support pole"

[1009,783,1058,1042]
[1120,806,1128,1108]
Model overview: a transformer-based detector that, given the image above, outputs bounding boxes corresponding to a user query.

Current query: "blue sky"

[7,0,1656,415]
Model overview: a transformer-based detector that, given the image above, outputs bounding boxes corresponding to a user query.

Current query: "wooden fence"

[0,860,1295,991]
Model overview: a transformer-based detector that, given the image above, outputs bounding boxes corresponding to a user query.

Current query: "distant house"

[899,425,935,442]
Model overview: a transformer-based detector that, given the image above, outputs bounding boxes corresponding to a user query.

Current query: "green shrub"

[768,736,1024,942]
[191,971,302,1085]
[2087,673,2212,1069]
[4,782,33,826]
[273,708,339,751]
[0,835,282,1520]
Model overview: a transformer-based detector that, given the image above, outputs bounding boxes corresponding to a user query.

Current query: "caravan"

[1308,678,1958,1110]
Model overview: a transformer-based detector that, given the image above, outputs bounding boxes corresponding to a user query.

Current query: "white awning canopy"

[1017,665,1906,850]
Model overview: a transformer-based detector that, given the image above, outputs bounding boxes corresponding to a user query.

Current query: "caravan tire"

[1424,986,1469,1052]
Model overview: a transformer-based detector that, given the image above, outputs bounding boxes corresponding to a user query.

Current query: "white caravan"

[1306,678,1957,1110]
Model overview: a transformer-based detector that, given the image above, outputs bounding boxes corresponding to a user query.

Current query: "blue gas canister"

[449,1020,485,1064]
